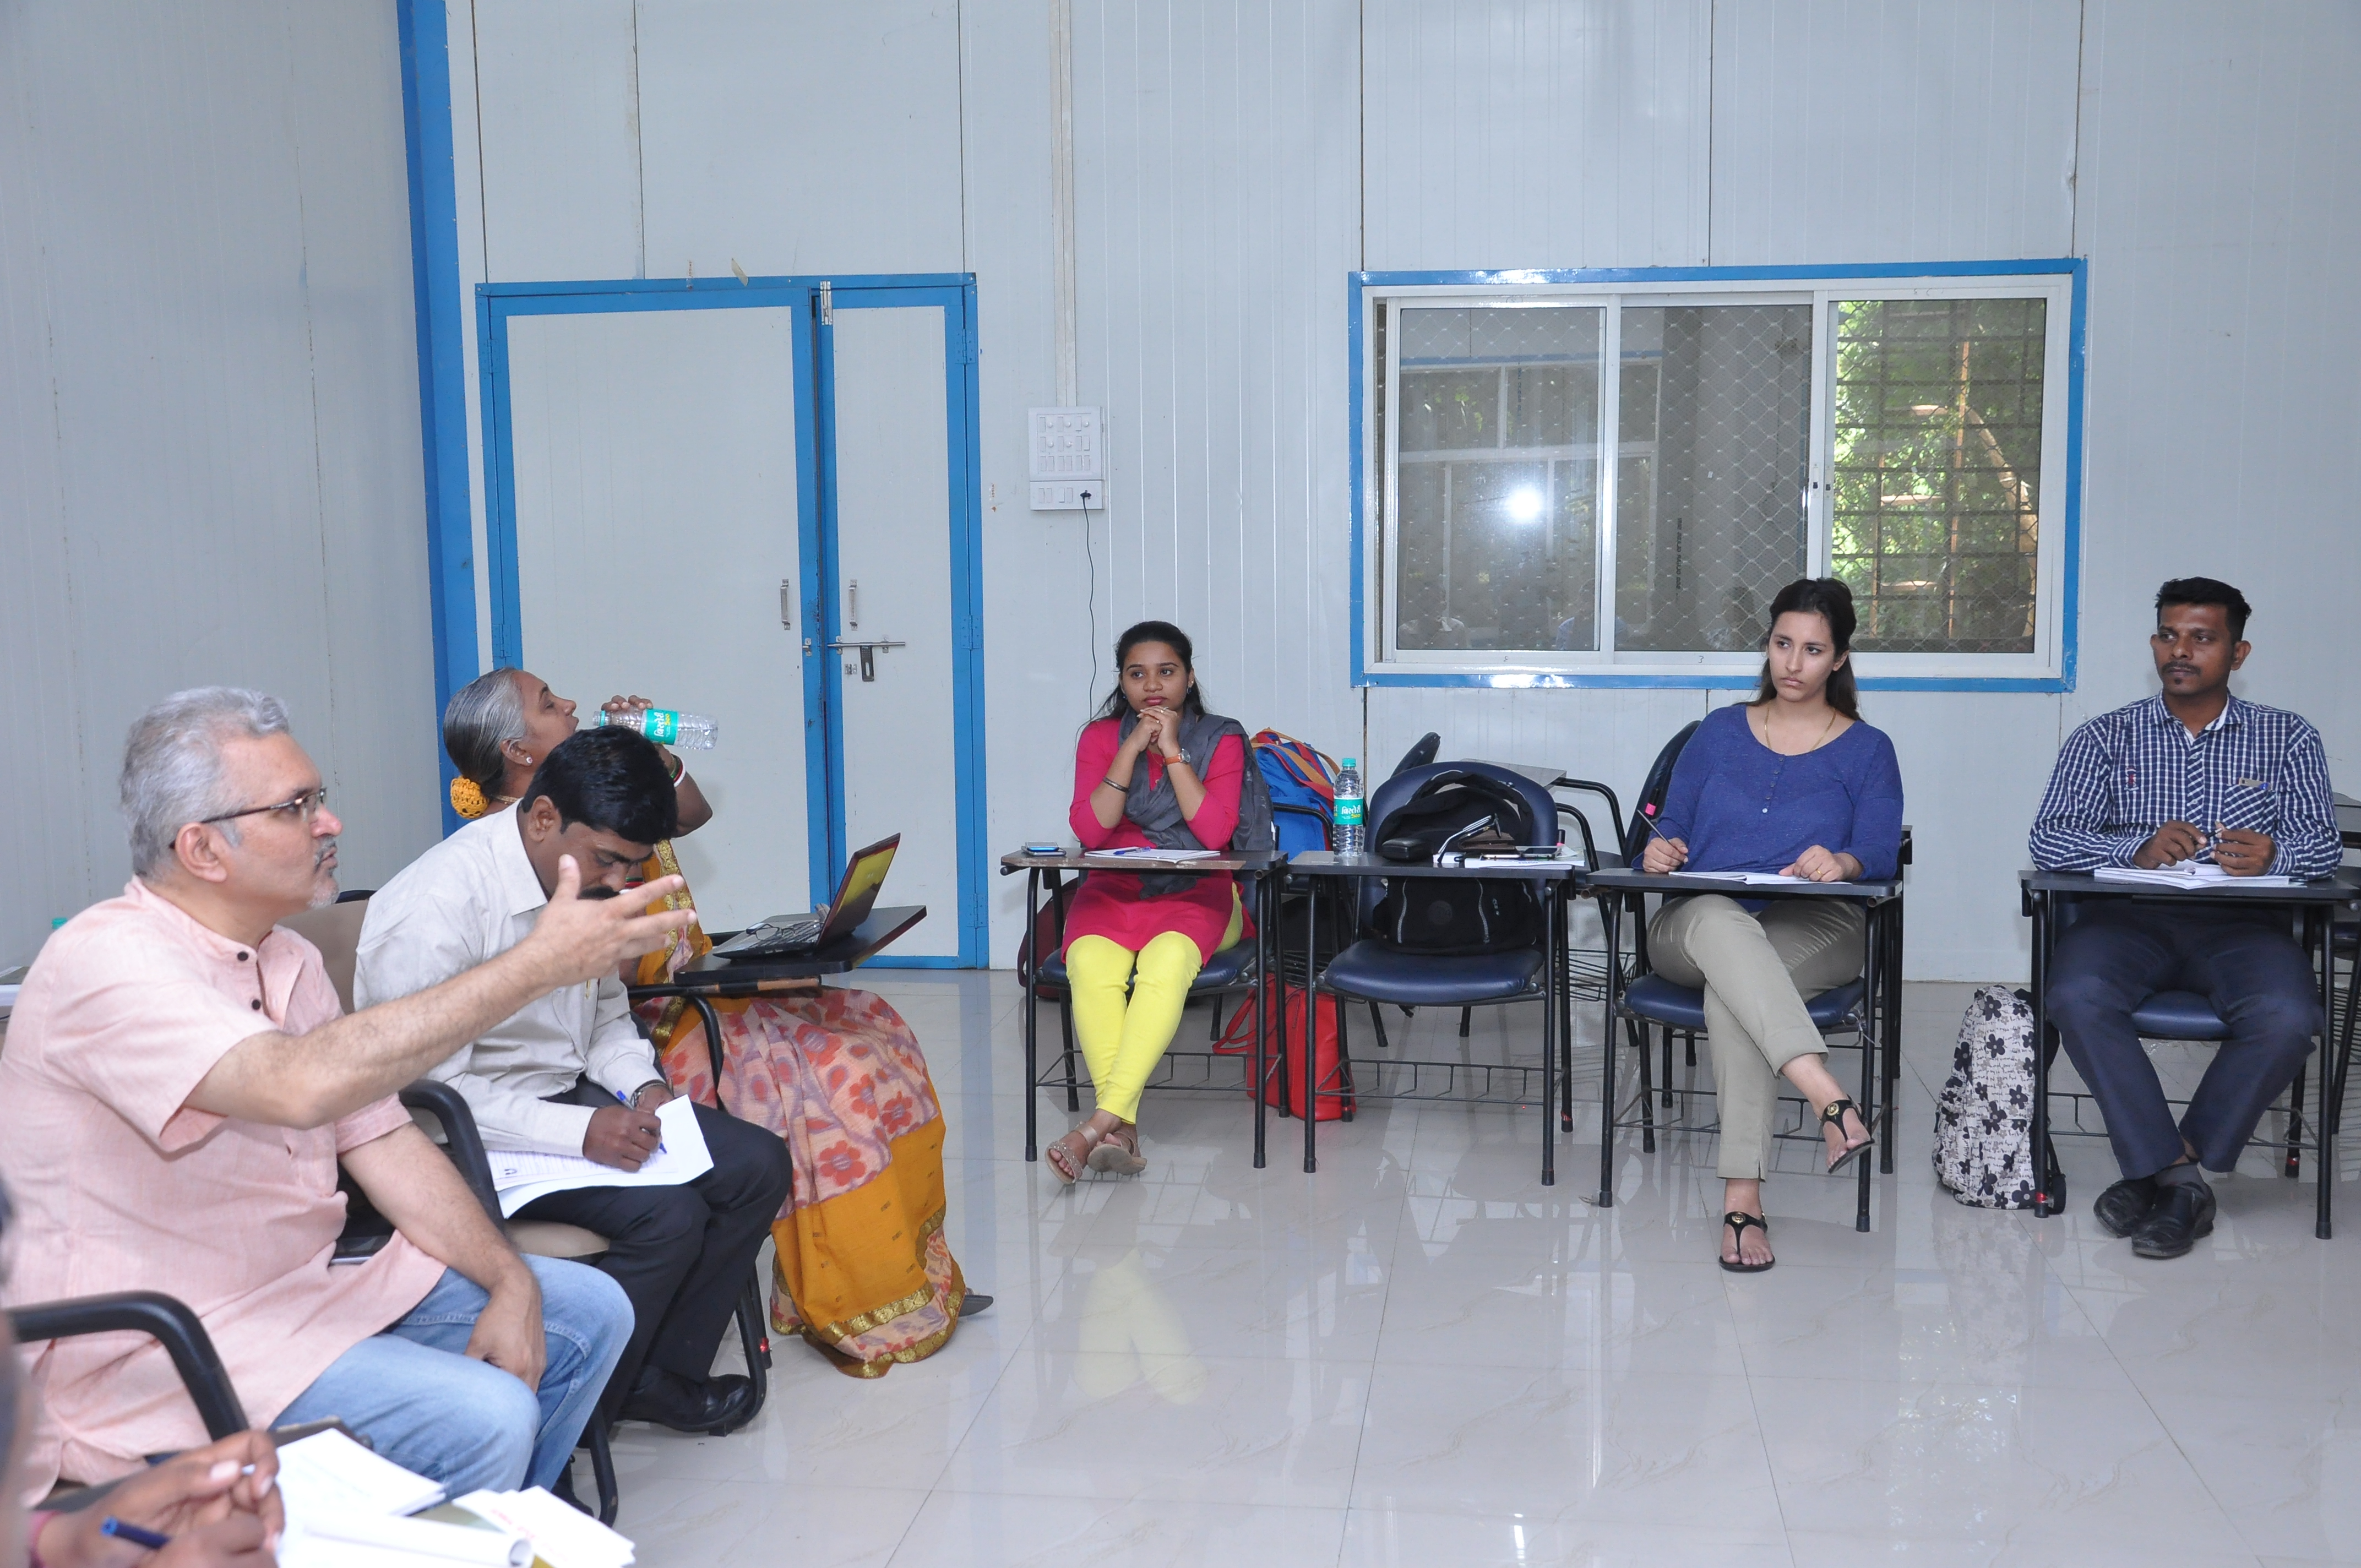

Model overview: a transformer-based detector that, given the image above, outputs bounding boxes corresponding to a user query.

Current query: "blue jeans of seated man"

[2046,902,2322,1180]
[274,1257,631,1497]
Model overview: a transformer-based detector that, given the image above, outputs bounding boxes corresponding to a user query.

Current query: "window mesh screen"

[1832,298,2045,652]
[1392,306,1603,652]
[1612,304,1814,652]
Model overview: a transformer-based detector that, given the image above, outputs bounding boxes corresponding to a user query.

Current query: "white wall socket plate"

[1030,481,1105,511]
[1028,407,1103,485]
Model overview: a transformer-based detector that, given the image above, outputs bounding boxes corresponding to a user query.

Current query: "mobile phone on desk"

[1023,842,1064,856]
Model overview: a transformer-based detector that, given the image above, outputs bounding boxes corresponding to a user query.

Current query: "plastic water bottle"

[595,707,718,749]
[1333,758,1366,854]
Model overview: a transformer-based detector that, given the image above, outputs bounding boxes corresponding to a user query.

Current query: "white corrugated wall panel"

[1364,0,1712,271]
[1708,0,2082,265]
[2071,0,2361,773]
[1071,0,1363,760]
[0,1,434,964]
[634,0,967,279]
[471,0,645,281]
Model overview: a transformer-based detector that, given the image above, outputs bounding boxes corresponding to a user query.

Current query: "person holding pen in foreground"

[1047,622,1257,1182]
[2030,578,2338,1259]
[1639,579,1904,1273]
[358,727,791,1435]
[0,689,662,1504]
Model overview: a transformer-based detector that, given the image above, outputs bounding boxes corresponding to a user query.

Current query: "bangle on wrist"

[1102,775,1128,792]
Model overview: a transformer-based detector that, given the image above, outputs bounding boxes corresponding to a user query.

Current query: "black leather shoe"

[621,1368,758,1435]
[2093,1175,2159,1238]
[961,1292,994,1319]
[2131,1181,2216,1259]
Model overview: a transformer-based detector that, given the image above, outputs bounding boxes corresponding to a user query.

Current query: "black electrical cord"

[1080,487,1100,706]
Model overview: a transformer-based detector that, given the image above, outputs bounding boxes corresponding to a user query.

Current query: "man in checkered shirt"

[2030,578,2338,1259]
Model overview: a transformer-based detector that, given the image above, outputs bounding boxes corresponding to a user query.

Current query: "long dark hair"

[1093,620,1207,721]
[1751,577,1860,720]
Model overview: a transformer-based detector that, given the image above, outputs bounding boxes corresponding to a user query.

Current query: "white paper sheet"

[1677,871,1819,886]
[489,1096,714,1217]
[2093,863,2302,889]
[1082,846,1221,862]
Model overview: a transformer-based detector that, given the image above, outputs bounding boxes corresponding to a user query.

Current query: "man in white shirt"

[358,727,790,1436]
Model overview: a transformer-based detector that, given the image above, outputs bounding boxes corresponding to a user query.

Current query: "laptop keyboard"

[718,917,823,955]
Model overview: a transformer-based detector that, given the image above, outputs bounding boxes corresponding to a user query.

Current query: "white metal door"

[825,303,964,960]
[505,306,809,933]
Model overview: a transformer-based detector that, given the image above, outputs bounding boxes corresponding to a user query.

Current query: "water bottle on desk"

[1333,758,1366,854]
[595,706,719,749]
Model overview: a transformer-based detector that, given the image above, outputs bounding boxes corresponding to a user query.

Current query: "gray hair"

[121,687,292,878]
[443,668,527,792]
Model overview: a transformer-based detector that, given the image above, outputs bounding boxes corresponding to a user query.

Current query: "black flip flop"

[1720,1211,1775,1273]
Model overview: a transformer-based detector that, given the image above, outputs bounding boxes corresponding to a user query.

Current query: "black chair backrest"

[1357,760,1558,930]
[1390,732,1441,777]
[10,1292,249,1439]
[1629,721,1702,857]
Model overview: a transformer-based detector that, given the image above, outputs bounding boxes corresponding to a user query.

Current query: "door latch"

[824,637,907,682]
[779,578,793,629]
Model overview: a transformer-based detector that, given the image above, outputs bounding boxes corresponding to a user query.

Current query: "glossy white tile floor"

[609,973,2361,1567]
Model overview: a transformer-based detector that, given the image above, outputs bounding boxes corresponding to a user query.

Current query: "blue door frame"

[472,274,990,967]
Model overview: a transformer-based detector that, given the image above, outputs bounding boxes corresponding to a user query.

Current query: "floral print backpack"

[1933,984,2043,1210]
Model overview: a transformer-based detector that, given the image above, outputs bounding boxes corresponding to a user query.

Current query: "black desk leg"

[1856,906,1875,1233]
[2030,891,2061,1217]
[1253,869,1268,1171]
[1879,901,1897,1175]
[1560,895,1576,1134]
[2316,908,2335,1239]
[1022,869,1040,1162]
[1304,875,1319,1174]
[1598,892,1620,1208]
[1541,883,1557,1187]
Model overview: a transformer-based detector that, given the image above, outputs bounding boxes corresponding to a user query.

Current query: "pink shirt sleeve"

[334,1095,415,1154]
[1070,719,1122,848]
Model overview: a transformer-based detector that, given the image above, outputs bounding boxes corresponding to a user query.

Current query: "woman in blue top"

[1641,578,1904,1273]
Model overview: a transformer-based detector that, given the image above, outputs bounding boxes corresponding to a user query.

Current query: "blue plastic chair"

[1606,723,1895,1180]
[1310,761,1566,1120]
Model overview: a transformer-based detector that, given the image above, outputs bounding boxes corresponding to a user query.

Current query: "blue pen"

[616,1087,666,1154]
[101,1517,173,1550]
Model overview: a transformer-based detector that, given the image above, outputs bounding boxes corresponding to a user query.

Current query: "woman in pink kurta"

[1048,622,1255,1180]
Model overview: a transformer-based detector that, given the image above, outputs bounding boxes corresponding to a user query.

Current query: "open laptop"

[709,834,901,959]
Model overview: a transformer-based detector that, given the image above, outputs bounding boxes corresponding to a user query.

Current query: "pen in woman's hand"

[102,1517,174,1550]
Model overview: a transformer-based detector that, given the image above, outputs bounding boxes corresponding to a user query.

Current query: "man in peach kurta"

[0,687,693,1500]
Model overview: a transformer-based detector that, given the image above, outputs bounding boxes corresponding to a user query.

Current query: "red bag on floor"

[1212,979,1355,1121]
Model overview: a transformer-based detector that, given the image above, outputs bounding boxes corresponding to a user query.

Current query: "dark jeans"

[2046,902,2322,1180]
[515,1080,791,1409]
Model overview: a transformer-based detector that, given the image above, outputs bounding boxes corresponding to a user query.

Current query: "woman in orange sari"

[440,668,987,1378]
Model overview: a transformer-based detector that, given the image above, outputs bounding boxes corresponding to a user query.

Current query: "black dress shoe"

[620,1368,758,1435]
[960,1292,994,1319]
[2131,1181,2216,1259]
[2093,1175,2159,1238]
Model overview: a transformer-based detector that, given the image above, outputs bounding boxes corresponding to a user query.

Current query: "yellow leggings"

[1065,895,1244,1123]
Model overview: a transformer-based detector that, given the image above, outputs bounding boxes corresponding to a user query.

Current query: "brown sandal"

[1086,1122,1147,1176]
[1046,1123,1105,1183]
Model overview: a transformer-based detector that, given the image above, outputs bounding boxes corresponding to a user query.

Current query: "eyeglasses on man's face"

[198,785,330,828]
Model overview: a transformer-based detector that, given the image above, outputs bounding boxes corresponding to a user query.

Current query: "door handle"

[825,637,907,682]
[846,579,858,629]
[779,578,793,629]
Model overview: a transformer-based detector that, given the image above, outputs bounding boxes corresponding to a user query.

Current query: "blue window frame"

[1350,262,2087,692]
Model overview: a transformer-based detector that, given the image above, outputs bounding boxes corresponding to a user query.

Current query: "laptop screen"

[819,835,899,939]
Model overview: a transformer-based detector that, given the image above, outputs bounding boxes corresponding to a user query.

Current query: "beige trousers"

[1646,895,1865,1180]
